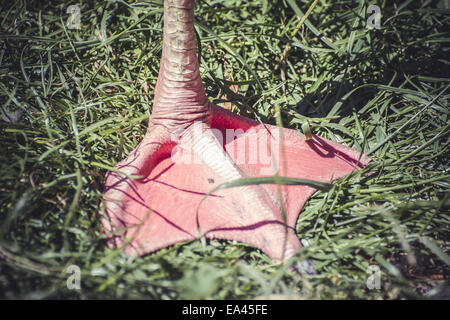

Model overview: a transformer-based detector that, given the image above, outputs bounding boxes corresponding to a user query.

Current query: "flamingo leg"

[100,0,370,263]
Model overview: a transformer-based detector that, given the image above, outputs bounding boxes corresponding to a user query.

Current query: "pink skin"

[100,0,370,263]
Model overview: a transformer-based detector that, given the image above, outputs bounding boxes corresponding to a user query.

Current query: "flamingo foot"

[100,104,370,263]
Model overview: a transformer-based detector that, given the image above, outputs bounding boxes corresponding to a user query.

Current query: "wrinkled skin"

[100,0,370,264]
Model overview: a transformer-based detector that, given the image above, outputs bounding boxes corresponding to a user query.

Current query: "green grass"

[0,0,449,299]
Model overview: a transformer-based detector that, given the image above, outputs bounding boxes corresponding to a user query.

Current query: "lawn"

[0,0,449,299]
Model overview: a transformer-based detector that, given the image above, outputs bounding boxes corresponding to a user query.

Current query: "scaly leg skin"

[100,0,370,270]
